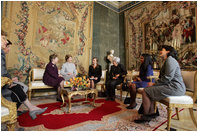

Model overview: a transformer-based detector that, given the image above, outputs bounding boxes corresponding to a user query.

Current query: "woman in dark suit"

[88,57,102,88]
[105,57,127,101]
[43,54,65,101]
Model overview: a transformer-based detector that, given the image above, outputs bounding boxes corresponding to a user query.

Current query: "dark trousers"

[9,84,27,108]
[105,79,122,98]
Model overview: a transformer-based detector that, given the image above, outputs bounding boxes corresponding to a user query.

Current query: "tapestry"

[125,1,197,70]
[2,1,93,83]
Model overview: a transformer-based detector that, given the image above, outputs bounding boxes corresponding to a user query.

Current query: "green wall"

[92,2,125,70]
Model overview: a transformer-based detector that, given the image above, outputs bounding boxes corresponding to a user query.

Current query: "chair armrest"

[147,75,158,82]
[1,77,17,121]
[28,69,33,84]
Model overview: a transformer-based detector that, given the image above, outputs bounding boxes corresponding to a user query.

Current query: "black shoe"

[56,98,63,102]
[110,97,115,101]
[126,103,137,109]
[134,115,152,123]
[17,110,28,116]
[138,103,144,114]
[88,93,93,99]
[106,97,111,101]
[16,128,25,131]
[147,108,160,118]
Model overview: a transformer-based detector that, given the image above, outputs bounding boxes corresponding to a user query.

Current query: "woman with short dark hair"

[135,45,186,123]
[43,54,65,101]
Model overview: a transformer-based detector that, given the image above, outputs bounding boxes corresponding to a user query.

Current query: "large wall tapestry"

[125,1,197,70]
[2,1,93,83]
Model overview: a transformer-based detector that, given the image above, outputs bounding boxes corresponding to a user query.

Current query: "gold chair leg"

[154,101,157,113]
[120,87,122,101]
[167,107,172,131]
[176,108,180,120]
[28,90,32,101]
[7,120,16,131]
[189,108,197,127]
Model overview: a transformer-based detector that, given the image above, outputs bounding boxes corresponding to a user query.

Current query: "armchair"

[1,77,17,131]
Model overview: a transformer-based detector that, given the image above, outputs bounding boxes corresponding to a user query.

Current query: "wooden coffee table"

[60,88,98,113]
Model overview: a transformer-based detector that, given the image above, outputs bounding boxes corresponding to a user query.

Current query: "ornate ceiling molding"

[96,1,145,13]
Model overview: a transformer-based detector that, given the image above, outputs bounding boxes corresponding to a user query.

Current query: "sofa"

[28,68,70,100]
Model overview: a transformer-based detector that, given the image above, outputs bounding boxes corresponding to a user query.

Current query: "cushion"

[97,80,105,85]
[31,81,49,87]
[101,70,107,80]
[32,68,61,80]
[33,69,45,80]
[163,95,193,104]
[1,106,9,117]
[181,70,196,92]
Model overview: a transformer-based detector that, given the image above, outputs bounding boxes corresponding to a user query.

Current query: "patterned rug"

[17,96,183,131]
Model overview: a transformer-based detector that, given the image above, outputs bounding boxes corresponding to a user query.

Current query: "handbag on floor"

[124,92,131,104]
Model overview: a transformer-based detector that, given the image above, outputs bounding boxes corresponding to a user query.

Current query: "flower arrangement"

[66,76,90,91]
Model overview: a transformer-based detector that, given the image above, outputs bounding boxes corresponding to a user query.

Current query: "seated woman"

[126,54,153,109]
[1,36,47,120]
[106,57,127,101]
[134,45,186,123]
[88,57,102,88]
[60,54,77,81]
[43,54,65,101]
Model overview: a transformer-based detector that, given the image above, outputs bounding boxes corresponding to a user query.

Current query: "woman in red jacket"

[43,54,65,101]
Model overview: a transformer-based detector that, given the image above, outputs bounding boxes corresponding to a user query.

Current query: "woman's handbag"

[124,92,131,104]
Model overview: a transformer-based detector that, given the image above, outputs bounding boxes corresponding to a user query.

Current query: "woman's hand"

[136,77,141,81]
[67,72,72,75]
[115,74,120,78]
[58,74,63,77]
[94,77,98,80]
[113,77,117,80]
[12,77,18,82]
[147,82,155,87]
[9,83,17,88]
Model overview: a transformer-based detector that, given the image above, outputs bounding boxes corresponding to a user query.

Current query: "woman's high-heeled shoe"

[29,107,48,120]
[29,111,37,120]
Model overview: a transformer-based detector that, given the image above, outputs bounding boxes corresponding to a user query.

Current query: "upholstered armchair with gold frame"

[116,70,133,101]
[159,70,197,130]
[1,77,17,131]
[96,70,107,93]
[138,70,197,131]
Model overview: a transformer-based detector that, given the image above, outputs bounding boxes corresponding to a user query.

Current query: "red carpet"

[18,99,121,129]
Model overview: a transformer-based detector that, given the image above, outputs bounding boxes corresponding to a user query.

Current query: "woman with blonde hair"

[88,57,102,88]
